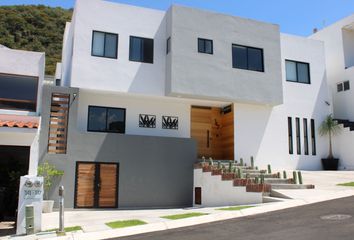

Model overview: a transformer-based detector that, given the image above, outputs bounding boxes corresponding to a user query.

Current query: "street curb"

[5,191,354,240]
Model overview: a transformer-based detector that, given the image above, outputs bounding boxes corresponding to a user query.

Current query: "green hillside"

[0,5,72,75]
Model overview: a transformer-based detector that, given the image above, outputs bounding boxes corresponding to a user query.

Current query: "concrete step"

[270,189,292,199]
[270,184,315,190]
[262,196,285,203]
[264,178,293,184]
[244,173,278,178]
[243,170,263,174]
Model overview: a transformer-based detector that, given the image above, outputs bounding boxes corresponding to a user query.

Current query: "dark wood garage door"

[74,162,118,208]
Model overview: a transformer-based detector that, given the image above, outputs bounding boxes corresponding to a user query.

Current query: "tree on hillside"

[0,5,72,75]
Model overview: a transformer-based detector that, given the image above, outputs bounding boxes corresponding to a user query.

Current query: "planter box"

[246,184,271,193]
[233,178,254,186]
[321,158,339,170]
[202,166,213,172]
[211,169,223,176]
[42,200,54,213]
[222,173,235,180]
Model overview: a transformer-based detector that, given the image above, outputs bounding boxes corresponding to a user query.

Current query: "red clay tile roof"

[0,114,39,129]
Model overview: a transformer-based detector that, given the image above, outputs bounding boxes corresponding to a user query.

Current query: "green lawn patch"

[217,206,254,211]
[105,219,147,229]
[161,212,208,220]
[46,226,82,232]
[337,182,354,187]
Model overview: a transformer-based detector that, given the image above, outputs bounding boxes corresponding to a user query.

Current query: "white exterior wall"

[234,34,331,170]
[167,5,283,105]
[68,0,167,96]
[77,90,191,138]
[310,15,354,120]
[333,127,354,170]
[193,169,262,207]
[0,48,45,115]
[311,15,354,169]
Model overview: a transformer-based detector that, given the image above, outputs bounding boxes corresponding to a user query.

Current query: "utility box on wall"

[16,175,43,235]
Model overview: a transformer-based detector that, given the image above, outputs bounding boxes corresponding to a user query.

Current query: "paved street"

[116,196,354,240]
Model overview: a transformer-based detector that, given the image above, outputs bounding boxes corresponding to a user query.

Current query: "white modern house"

[311,15,354,169]
[0,47,45,220]
[29,0,336,209]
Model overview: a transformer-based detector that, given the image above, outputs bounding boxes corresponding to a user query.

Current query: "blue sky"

[1,0,354,36]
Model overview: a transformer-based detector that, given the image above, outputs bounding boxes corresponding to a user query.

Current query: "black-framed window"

[198,38,213,54]
[232,44,264,72]
[303,118,309,155]
[344,81,350,91]
[288,117,293,155]
[295,117,301,155]
[166,37,171,54]
[337,80,350,92]
[286,60,310,84]
[88,106,126,133]
[129,36,154,63]
[91,31,118,59]
[311,119,316,155]
[0,73,38,111]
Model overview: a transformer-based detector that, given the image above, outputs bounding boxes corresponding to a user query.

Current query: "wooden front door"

[191,105,234,160]
[75,162,118,208]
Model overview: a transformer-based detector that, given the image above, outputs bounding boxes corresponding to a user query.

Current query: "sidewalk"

[3,171,354,240]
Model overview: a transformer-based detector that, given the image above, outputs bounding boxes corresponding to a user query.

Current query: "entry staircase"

[194,158,315,203]
[335,119,354,131]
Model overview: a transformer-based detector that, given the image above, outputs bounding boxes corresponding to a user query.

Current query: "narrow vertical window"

[311,119,316,155]
[303,118,309,155]
[166,37,171,54]
[296,117,301,155]
[288,117,293,154]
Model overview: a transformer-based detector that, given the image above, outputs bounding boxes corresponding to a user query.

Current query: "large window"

[232,44,264,72]
[91,31,118,59]
[129,36,154,63]
[88,106,126,133]
[286,60,310,84]
[0,73,38,111]
[198,38,213,54]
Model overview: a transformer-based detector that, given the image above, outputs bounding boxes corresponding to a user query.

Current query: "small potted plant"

[37,161,64,213]
[319,114,342,170]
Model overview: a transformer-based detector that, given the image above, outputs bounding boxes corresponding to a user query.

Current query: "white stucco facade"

[55,0,340,170]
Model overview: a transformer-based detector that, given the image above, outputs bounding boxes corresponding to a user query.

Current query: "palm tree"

[319,114,341,159]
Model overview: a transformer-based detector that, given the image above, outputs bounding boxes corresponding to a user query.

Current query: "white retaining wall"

[193,169,263,207]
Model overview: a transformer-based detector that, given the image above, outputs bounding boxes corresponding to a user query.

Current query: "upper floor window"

[88,106,126,133]
[129,36,154,64]
[0,73,38,112]
[232,44,264,72]
[198,38,213,54]
[91,31,118,59]
[337,80,350,92]
[285,60,310,84]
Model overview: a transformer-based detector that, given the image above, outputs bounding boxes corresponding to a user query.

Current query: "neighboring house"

[35,0,332,209]
[311,14,354,169]
[0,47,45,220]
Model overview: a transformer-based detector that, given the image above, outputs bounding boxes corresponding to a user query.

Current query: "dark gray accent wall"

[38,85,196,209]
